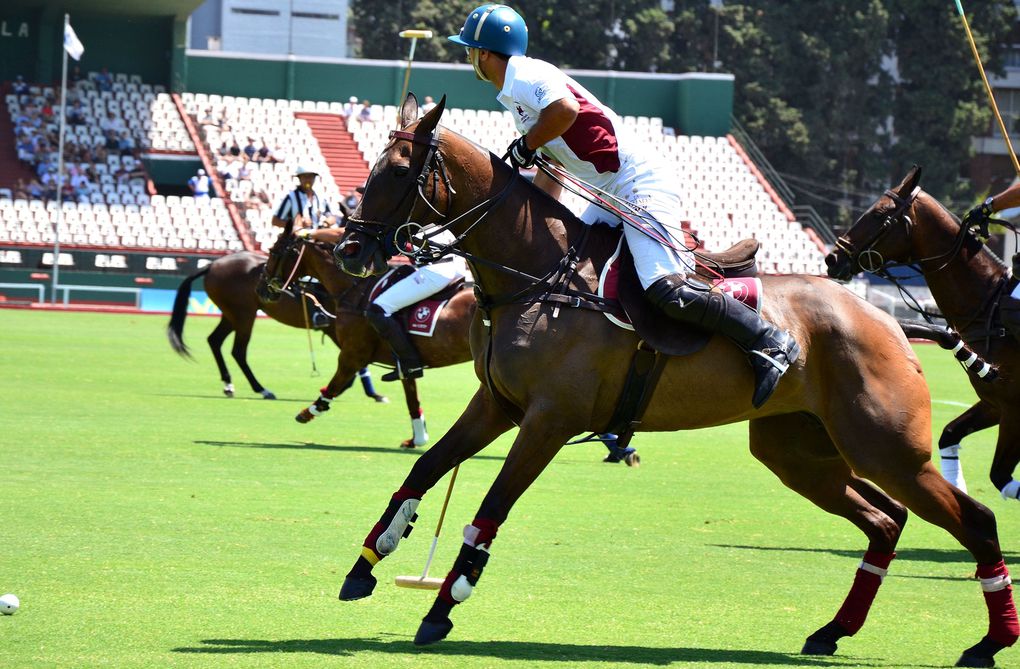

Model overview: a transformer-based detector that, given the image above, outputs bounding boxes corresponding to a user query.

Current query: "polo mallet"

[297,286,320,377]
[397,29,433,122]
[955,0,1020,176]
[395,464,458,590]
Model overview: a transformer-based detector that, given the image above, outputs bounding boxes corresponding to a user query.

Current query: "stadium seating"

[2,75,826,273]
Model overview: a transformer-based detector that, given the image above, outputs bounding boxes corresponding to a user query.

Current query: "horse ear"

[416,94,446,136]
[399,93,420,129]
[894,165,922,198]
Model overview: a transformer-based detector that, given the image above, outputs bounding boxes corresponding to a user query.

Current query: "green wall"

[183,52,734,136]
[0,9,172,86]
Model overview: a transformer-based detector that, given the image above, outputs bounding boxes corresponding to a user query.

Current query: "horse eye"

[394,165,410,177]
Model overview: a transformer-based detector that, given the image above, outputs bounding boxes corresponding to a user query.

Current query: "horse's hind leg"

[339,385,515,601]
[989,417,1020,502]
[400,377,428,449]
[938,401,999,493]
[837,421,1019,666]
[230,321,274,399]
[206,319,235,396]
[748,413,908,657]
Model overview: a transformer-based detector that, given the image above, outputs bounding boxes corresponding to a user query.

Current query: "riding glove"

[507,136,538,169]
[962,197,995,241]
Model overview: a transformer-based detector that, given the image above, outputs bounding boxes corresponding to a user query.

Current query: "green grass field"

[1,308,1018,668]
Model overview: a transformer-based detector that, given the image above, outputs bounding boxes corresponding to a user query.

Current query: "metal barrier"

[0,282,46,303]
[55,284,142,308]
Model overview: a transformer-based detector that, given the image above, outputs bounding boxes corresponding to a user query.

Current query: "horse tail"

[898,319,999,382]
[167,265,210,358]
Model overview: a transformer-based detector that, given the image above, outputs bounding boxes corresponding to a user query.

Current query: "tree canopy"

[350,0,1018,225]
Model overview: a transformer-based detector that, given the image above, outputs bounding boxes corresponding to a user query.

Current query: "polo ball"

[0,594,19,615]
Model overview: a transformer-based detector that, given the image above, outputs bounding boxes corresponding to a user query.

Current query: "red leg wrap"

[977,560,1020,646]
[833,550,895,635]
[360,486,423,561]
[471,517,499,547]
[319,386,336,399]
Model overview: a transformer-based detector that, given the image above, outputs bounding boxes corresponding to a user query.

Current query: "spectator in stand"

[342,95,359,118]
[356,100,373,124]
[27,178,44,199]
[100,111,125,135]
[421,96,437,113]
[242,137,257,161]
[228,141,242,160]
[69,65,84,87]
[255,139,271,162]
[117,131,135,156]
[188,168,211,200]
[67,100,85,125]
[104,129,120,151]
[95,68,113,92]
[269,144,286,164]
[12,75,29,102]
[16,133,35,164]
[237,162,252,182]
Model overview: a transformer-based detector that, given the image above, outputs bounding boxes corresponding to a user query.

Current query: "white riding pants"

[373,262,465,316]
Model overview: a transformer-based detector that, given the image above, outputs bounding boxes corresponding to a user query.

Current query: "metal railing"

[0,282,46,303]
[54,284,142,308]
[729,116,838,247]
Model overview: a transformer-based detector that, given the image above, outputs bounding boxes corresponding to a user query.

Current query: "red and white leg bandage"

[833,551,896,635]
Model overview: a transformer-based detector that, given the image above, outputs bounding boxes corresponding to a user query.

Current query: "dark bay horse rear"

[167,251,385,403]
[827,166,1020,504]
[331,95,1017,667]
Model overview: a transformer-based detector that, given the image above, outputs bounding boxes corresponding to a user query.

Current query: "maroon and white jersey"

[497,55,650,192]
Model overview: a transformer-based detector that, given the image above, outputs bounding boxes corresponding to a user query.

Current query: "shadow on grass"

[155,392,313,403]
[194,439,508,461]
[173,636,873,666]
[712,544,1020,568]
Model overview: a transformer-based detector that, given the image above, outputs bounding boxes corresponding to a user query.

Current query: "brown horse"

[166,251,387,403]
[331,95,1018,667]
[258,230,476,448]
[827,166,1020,504]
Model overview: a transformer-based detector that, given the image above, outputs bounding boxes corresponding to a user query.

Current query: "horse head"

[335,93,454,277]
[257,229,306,302]
[825,166,922,281]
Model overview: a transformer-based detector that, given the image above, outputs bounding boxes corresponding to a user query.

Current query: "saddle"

[614,238,761,357]
[364,264,468,335]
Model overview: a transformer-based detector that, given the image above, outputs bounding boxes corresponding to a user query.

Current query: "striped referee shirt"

[274,188,332,229]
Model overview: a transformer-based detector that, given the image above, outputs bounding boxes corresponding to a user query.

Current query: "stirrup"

[381,362,424,382]
[748,330,800,408]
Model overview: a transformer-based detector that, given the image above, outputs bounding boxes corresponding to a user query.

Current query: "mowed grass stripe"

[0,308,1015,668]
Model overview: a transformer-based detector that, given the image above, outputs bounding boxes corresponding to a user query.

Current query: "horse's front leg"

[937,401,998,494]
[398,377,428,449]
[295,349,366,423]
[991,415,1020,502]
[414,409,575,645]
[339,386,514,601]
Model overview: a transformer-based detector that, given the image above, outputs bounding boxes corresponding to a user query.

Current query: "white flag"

[64,23,84,61]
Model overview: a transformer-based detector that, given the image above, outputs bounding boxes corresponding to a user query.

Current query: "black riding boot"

[646,275,801,408]
[366,305,424,382]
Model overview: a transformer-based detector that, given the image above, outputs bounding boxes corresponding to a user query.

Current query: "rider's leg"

[366,304,424,382]
[619,210,799,409]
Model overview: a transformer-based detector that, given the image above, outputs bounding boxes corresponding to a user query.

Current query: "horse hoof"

[624,451,641,467]
[801,638,837,656]
[339,574,377,601]
[262,390,277,400]
[400,439,417,449]
[295,410,313,424]
[374,395,390,404]
[602,454,621,463]
[414,617,453,646]
[956,637,1004,667]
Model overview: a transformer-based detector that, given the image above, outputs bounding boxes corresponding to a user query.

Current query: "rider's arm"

[991,183,1020,212]
[271,215,287,228]
[523,98,579,151]
[532,167,563,200]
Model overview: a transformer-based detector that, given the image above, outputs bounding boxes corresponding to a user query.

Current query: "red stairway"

[293,112,369,195]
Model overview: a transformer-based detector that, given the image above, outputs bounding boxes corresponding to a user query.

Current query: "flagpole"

[51,13,71,303]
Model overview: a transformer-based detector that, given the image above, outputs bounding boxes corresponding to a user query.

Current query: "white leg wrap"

[224,383,235,394]
[938,444,967,494]
[376,498,419,556]
[981,574,1013,592]
[858,561,888,581]
[412,414,428,446]
[1000,479,1020,501]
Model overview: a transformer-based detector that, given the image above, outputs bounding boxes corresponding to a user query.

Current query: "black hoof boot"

[956,637,1004,667]
[414,599,454,646]
[801,621,847,656]
[338,573,377,601]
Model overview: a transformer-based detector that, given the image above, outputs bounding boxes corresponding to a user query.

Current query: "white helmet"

[294,165,318,177]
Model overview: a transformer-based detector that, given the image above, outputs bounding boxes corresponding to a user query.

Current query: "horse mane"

[920,189,1008,270]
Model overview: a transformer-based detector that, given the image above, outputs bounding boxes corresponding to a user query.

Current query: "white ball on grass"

[0,593,19,615]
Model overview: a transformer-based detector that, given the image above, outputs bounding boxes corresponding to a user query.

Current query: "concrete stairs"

[294,112,369,194]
